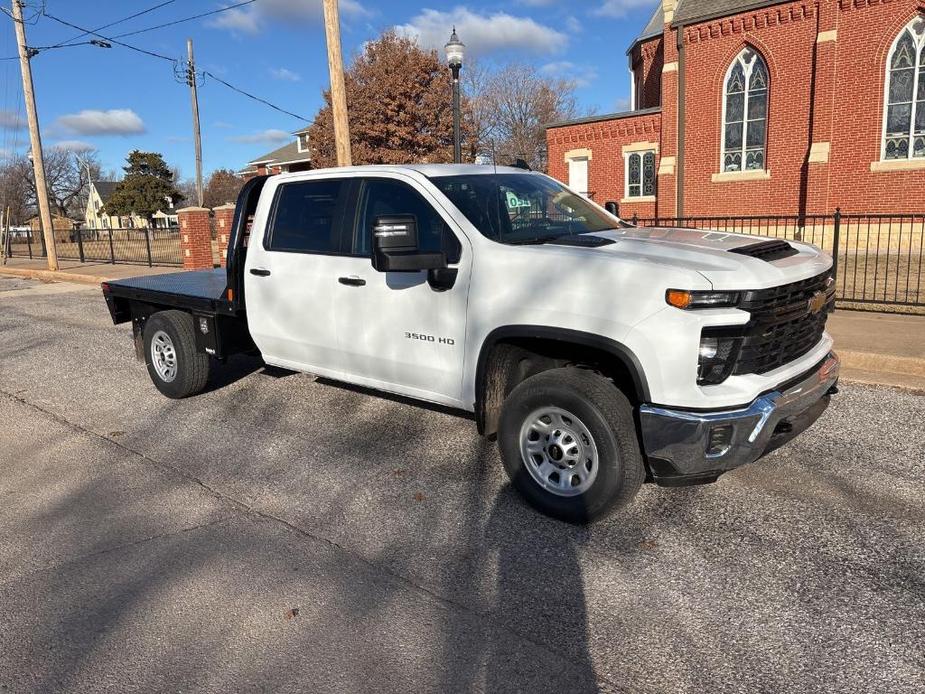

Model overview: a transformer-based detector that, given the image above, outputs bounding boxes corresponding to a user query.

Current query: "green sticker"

[506,192,532,209]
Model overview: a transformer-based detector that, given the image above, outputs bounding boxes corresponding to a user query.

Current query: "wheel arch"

[474,325,650,437]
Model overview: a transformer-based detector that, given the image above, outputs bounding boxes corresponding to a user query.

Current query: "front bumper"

[638,352,840,486]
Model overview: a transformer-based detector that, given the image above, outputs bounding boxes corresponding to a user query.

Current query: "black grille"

[729,240,799,262]
[732,271,834,375]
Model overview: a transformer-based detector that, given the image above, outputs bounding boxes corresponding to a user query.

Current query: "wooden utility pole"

[187,38,204,207]
[322,0,352,166]
[11,0,58,270]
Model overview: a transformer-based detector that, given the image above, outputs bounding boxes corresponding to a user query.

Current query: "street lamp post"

[444,28,465,164]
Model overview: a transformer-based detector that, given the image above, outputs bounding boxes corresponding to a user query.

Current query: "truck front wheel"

[498,368,644,523]
[143,310,211,399]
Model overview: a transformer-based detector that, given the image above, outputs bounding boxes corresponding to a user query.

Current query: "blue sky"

[1,0,658,179]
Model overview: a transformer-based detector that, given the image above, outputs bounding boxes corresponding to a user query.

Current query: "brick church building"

[546,0,925,218]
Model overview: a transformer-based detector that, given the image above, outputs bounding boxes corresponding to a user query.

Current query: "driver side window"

[353,178,461,262]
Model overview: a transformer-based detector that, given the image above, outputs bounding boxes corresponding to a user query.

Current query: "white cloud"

[395,7,567,57]
[0,148,12,159]
[516,0,556,5]
[565,15,582,33]
[593,0,658,18]
[213,121,234,129]
[229,129,291,144]
[210,0,370,35]
[55,109,145,136]
[52,140,95,152]
[270,67,301,82]
[541,61,598,88]
[0,110,26,130]
[615,96,631,111]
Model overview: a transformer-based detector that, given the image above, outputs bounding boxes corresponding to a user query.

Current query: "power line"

[111,0,258,40]
[202,71,307,121]
[36,12,309,122]
[44,0,178,49]
[41,12,176,62]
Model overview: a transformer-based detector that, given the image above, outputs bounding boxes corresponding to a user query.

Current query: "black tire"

[497,367,644,523]
[143,310,211,399]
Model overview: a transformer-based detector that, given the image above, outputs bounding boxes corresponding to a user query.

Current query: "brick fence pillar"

[177,207,213,270]
[212,203,236,268]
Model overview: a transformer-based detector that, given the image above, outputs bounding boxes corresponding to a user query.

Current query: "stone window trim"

[563,148,593,162]
[870,158,925,172]
[711,169,772,183]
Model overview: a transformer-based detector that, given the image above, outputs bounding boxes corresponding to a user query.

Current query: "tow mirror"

[372,215,447,273]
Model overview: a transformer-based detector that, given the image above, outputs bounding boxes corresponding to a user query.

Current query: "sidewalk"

[827,309,925,392]
[0,257,180,285]
[2,257,922,393]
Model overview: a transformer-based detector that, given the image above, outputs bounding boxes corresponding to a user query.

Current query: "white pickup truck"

[103,165,839,522]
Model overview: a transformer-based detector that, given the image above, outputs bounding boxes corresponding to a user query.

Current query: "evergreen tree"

[105,151,183,220]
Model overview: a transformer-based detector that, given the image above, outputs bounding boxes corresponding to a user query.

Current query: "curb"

[0,266,106,286]
[837,349,925,377]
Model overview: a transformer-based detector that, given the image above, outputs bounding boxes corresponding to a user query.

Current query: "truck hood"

[583,226,833,289]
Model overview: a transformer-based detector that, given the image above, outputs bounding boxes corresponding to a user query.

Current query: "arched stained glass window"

[883,17,925,160]
[722,48,768,172]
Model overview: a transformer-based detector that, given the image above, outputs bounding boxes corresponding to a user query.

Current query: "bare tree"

[465,63,585,172]
[1,147,101,219]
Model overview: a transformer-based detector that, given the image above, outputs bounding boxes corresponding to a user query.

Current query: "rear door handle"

[338,276,366,287]
[250,268,271,277]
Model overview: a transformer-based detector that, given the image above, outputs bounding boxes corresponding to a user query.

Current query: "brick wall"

[544,0,925,217]
[680,0,820,215]
[631,36,664,109]
[547,111,662,218]
[827,0,925,212]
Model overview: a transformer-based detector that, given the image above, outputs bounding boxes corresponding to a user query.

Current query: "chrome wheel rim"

[519,407,599,497]
[150,330,178,383]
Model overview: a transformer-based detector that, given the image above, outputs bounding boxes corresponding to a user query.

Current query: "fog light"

[699,337,719,360]
[707,424,733,457]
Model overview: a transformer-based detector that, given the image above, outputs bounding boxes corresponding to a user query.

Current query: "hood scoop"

[729,239,799,262]
[548,235,616,248]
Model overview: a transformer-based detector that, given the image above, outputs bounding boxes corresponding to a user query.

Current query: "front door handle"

[250,268,271,277]
[338,276,366,287]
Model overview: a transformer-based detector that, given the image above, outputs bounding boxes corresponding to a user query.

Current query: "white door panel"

[335,260,469,402]
[333,176,471,403]
[244,178,347,375]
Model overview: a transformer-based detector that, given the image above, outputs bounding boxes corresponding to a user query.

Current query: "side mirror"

[604,201,619,216]
[372,215,447,273]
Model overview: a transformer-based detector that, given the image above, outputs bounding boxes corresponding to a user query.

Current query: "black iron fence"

[4,226,183,267]
[631,210,925,312]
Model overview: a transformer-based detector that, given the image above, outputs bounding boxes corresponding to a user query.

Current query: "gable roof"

[247,139,311,167]
[631,0,789,46]
[673,0,785,25]
[92,180,119,202]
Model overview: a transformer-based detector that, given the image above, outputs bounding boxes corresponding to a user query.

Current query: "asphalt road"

[1,276,923,694]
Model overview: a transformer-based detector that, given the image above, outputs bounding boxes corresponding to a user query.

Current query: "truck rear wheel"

[498,367,644,523]
[143,310,210,399]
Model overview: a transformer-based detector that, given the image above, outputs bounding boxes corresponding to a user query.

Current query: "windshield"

[429,173,618,245]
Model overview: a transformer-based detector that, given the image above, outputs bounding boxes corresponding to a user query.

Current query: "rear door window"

[265,179,347,254]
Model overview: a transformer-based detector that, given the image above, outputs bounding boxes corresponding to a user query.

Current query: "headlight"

[666,289,740,309]
[697,330,742,385]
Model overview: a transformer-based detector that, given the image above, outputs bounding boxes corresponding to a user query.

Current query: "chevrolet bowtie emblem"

[807,291,827,314]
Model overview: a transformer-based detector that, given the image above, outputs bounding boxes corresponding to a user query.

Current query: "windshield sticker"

[506,192,532,209]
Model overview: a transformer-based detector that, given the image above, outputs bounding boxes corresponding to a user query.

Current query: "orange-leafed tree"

[308,31,474,167]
